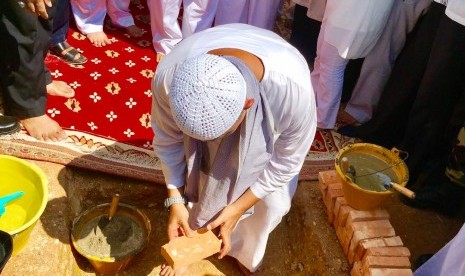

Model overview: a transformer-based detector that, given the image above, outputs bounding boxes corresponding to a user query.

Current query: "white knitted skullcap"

[169,54,247,140]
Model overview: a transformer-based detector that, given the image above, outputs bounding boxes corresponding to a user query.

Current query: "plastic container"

[0,155,48,255]
[71,203,151,275]
[334,143,409,210]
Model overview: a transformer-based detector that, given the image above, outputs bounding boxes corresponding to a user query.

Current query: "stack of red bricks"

[318,170,413,276]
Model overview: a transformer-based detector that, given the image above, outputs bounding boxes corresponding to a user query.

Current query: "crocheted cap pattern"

[169,54,247,140]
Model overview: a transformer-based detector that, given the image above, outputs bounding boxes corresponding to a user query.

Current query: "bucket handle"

[391,147,409,161]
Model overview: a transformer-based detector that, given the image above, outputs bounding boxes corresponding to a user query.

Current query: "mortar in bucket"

[71,202,151,275]
[334,143,409,210]
[0,155,48,255]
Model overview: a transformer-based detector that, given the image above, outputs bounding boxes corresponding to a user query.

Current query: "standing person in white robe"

[337,0,432,126]
[214,0,284,30]
[151,23,317,275]
[148,0,219,62]
[71,0,143,47]
[311,0,395,129]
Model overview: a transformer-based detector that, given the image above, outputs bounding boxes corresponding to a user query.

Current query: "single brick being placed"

[161,229,222,267]
[365,246,411,258]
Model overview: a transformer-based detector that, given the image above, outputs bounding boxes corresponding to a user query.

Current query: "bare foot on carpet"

[87,31,112,47]
[126,25,144,37]
[159,263,190,276]
[46,81,75,98]
[20,115,67,142]
[337,110,360,126]
[157,52,166,63]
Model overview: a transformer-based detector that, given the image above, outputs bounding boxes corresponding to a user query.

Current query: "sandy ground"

[3,160,465,275]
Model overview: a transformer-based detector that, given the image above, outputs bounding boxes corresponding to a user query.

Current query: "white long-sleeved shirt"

[151,23,317,199]
[446,0,465,26]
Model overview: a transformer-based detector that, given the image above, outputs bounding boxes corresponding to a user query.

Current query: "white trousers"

[227,176,298,272]
[344,0,432,123]
[311,21,349,129]
[214,0,283,30]
[148,0,218,54]
[71,0,134,34]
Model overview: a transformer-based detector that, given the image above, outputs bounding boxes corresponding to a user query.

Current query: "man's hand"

[24,0,52,19]
[167,203,193,241]
[206,188,260,259]
[206,204,244,259]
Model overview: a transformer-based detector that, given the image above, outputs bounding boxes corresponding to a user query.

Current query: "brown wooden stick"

[390,183,415,199]
[108,194,120,220]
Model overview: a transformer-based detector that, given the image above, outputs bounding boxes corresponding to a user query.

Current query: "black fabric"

[0,115,20,135]
[0,0,56,118]
[339,2,446,148]
[288,4,321,67]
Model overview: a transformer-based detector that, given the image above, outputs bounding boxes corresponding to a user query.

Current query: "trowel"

[0,191,24,216]
[341,157,415,198]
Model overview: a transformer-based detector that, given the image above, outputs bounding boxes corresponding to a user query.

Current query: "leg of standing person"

[148,0,182,62]
[214,0,248,26]
[340,0,431,125]
[71,0,112,47]
[311,21,349,129]
[49,0,87,65]
[0,0,68,141]
[337,2,445,147]
[107,0,143,37]
[400,10,465,184]
[247,0,283,30]
[289,3,322,69]
[181,0,218,37]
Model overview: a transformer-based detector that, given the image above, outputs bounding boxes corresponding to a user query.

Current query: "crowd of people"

[1,0,465,275]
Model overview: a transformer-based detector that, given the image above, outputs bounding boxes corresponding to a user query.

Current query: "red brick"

[355,238,387,263]
[325,188,344,223]
[362,256,411,270]
[342,220,393,256]
[366,268,413,276]
[365,247,411,258]
[327,182,343,190]
[318,170,341,186]
[333,197,348,226]
[348,227,396,265]
[350,261,363,276]
[345,209,390,226]
[336,226,346,248]
[161,229,221,267]
[383,236,404,247]
[336,205,354,229]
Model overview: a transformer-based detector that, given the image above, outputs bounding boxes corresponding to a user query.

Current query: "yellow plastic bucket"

[334,143,409,210]
[0,155,48,255]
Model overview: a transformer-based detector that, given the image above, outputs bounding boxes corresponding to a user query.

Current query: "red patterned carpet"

[0,3,356,183]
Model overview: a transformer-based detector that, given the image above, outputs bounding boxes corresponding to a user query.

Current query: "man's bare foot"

[337,110,360,126]
[20,115,67,142]
[159,263,189,276]
[46,81,75,98]
[157,52,166,63]
[126,25,144,37]
[87,32,112,47]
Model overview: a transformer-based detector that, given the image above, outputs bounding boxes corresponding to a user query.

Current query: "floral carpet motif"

[0,2,356,183]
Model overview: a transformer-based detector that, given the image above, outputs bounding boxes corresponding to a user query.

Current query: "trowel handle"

[390,182,415,199]
[108,194,120,220]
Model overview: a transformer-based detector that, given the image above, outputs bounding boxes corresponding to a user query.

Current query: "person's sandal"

[49,41,87,65]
